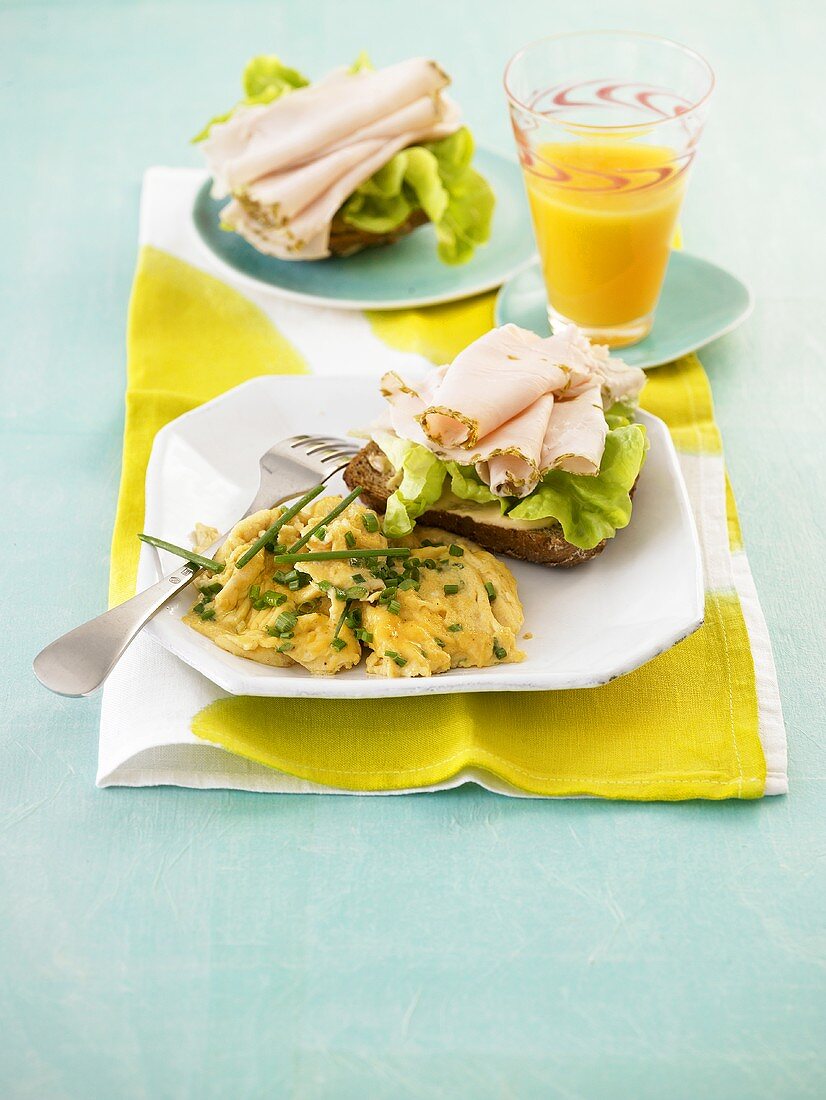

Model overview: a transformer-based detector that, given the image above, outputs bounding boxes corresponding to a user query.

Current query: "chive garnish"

[330,601,351,651]
[448,623,462,632]
[485,582,497,603]
[263,590,285,606]
[138,534,224,573]
[248,584,261,600]
[443,584,459,595]
[385,650,407,667]
[235,484,325,569]
[285,486,364,555]
[277,641,294,653]
[435,638,446,648]
[271,548,411,564]
[362,512,379,533]
[200,608,216,621]
[346,585,368,600]
[273,611,297,636]
[351,573,366,584]
[448,544,464,557]
[493,639,507,660]
[193,602,205,615]
[397,578,418,591]
[386,599,401,616]
[200,582,222,598]
[344,531,356,549]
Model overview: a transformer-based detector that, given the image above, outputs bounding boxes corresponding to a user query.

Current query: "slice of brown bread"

[329,209,429,257]
[343,442,612,567]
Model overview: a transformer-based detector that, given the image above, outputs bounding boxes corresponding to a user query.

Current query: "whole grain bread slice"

[343,442,612,567]
[328,209,429,257]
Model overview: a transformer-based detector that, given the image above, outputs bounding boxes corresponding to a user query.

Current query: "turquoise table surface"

[1,2,824,1097]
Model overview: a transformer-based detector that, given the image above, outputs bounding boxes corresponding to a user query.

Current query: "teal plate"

[495,254,753,369]
[192,148,536,311]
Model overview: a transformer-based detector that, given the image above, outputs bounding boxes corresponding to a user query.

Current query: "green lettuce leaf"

[192,55,309,143]
[372,432,447,537]
[604,399,638,430]
[508,424,647,549]
[340,127,495,264]
[445,463,502,507]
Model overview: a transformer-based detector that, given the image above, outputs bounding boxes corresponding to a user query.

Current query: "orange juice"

[525,142,686,342]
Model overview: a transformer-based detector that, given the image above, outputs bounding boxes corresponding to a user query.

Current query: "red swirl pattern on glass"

[511,79,699,194]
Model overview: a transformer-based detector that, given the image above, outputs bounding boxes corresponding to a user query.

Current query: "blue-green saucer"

[192,148,536,311]
[495,254,753,369]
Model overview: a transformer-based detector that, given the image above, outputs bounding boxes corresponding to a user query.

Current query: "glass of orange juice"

[504,32,714,347]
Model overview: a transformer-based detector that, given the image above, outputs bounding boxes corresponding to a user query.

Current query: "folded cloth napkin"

[97,168,787,798]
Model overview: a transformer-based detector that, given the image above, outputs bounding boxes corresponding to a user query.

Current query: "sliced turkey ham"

[374,323,645,497]
[540,384,607,477]
[201,58,461,260]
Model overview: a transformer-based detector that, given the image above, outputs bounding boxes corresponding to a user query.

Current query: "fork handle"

[33,563,198,697]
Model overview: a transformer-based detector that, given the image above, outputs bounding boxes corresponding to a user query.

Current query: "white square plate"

[141,376,703,698]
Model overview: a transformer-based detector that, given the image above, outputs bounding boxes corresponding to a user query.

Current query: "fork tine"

[320,448,358,463]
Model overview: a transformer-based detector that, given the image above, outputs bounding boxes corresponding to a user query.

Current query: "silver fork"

[33,435,359,697]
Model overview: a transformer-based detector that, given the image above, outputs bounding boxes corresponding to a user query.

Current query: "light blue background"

[1,2,824,1097]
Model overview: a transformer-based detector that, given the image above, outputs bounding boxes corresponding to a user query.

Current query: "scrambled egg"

[184,496,524,678]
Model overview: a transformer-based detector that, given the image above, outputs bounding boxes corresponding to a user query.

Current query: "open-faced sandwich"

[195,54,494,263]
[167,488,523,679]
[344,324,648,566]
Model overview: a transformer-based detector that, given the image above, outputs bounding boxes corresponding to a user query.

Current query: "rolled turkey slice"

[204,58,453,197]
[540,384,607,477]
[417,325,593,449]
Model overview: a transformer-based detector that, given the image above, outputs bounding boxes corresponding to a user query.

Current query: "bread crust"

[343,443,612,567]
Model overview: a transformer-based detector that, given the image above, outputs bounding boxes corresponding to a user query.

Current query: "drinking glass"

[504,31,714,347]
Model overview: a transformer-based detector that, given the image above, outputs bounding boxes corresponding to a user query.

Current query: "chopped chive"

[448,544,464,557]
[443,583,459,595]
[235,484,325,569]
[271,548,411,564]
[386,599,401,616]
[397,578,418,591]
[276,641,294,653]
[423,558,437,570]
[361,512,379,533]
[351,573,366,584]
[435,638,446,648]
[200,582,223,598]
[315,526,327,541]
[316,579,332,591]
[345,585,368,600]
[330,637,347,652]
[193,602,205,616]
[263,590,285,606]
[493,639,507,660]
[448,623,462,632]
[200,608,216,621]
[273,611,297,635]
[344,531,356,549]
[138,533,224,573]
[485,582,497,602]
[286,486,364,554]
[420,539,444,548]
[248,584,261,600]
[385,650,407,667]
[354,628,373,643]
